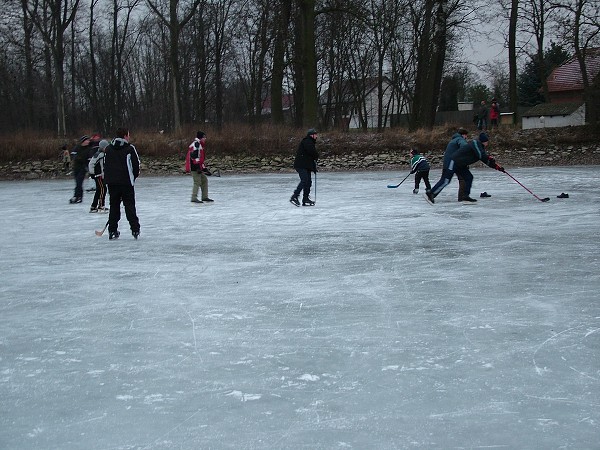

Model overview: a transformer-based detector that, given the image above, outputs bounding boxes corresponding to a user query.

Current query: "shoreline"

[2,141,600,181]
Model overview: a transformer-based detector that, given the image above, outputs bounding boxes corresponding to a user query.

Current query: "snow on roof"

[522,102,584,117]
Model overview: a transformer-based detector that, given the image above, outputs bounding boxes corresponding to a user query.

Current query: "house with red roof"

[546,47,600,103]
[522,48,600,129]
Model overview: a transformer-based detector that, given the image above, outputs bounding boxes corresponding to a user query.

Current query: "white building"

[521,102,586,130]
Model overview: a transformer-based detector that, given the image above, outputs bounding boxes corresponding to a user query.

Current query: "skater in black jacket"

[69,135,91,204]
[426,133,505,204]
[103,128,141,240]
[290,128,319,206]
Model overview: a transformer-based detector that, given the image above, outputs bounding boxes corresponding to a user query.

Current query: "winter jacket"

[186,138,205,173]
[88,149,105,178]
[70,143,90,172]
[490,103,500,120]
[294,135,319,171]
[444,133,467,159]
[410,154,430,173]
[479,104,489,120]
[450,140,496,168]
[104,138,140,186]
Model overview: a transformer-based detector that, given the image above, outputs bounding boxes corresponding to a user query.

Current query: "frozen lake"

[1,167,599,449]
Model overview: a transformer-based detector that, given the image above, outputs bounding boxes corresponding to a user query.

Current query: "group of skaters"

[68,125,505,240]
[289,127,506,207]
[407,128,506,205]
[69,128,215,240]
[68,128,141,240]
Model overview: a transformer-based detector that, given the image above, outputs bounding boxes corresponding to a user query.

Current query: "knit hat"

[197,131,206,139]
[479,132,489,143]
[99,139,110,150]
[307,128,317,135]
[79,135,90,143]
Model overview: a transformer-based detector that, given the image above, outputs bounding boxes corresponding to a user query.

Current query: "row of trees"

[0,0,598,136]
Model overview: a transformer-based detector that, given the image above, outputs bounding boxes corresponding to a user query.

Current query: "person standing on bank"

[489,100,500,130]
[186,131,213,203]
[103,128,141,240]
[290,128,319,206]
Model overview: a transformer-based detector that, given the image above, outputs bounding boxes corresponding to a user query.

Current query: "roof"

[320,76,393,104]
[547,48,600,92]
[261,94,294,111]
[522,102,584,117]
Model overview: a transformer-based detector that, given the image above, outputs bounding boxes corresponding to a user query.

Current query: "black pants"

[414,170,431,191]
[73,167,86,198]
[293,168,312,200]
[431,159,473,198]
[107,184,140,233]
[91,176,106,209]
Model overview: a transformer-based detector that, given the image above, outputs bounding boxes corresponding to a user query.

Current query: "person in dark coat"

[290,128,319,206]
[426,133,505,204]
[103,127,141,240]
[444,128,469,201]
[69,135,91,204]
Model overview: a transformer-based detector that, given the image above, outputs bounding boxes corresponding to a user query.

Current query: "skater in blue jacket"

[426,133,505,204]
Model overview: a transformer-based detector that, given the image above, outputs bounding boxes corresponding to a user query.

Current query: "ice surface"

[1,167,599,449]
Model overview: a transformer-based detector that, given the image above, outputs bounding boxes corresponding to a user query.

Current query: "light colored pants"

[192,171,208,200]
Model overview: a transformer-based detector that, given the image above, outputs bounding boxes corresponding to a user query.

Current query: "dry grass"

[0,123,598,163]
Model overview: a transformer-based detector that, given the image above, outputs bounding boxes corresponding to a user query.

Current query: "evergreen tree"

[518,43,570,107]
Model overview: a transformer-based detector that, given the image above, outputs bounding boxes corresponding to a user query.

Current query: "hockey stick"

[503,170,550,202]
[95,220,109,237]
[387,172,411,188]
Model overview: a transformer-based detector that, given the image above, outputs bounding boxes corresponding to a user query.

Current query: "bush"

[1,123,598,163]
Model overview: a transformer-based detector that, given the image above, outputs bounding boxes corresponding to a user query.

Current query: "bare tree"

[555,0,600,123]
[270,0,293,125]
[507,0,519,124]
[520,0,558,101]
[26,0,81,136]
[146,0,204,131]
[410,0,465,130]
[298,0,318,127]
[232,0,273,126]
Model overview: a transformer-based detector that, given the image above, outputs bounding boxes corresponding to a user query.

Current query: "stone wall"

[2,143,600,180]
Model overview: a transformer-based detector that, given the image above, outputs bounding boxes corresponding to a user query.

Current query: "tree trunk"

[270,1,292,125]
[299,0,318,128]
[508,0,519,125]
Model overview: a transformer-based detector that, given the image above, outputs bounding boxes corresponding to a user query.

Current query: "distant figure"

[88,139,109,213]
[185,131,213,203]
[426,133,505,204]
[290,128,319,206]
[477,100,488,131]
[61,145,71,174]
[409,148,431,194]
[69,135,91,204]
[103,128,141,240]
[489,101,500,130]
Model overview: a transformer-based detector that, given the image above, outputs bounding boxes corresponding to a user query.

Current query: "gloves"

[495,164,505,172]
[488,157,496,166]
[202,168,212,176]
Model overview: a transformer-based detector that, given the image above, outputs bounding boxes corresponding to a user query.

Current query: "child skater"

[410,148,431,194]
